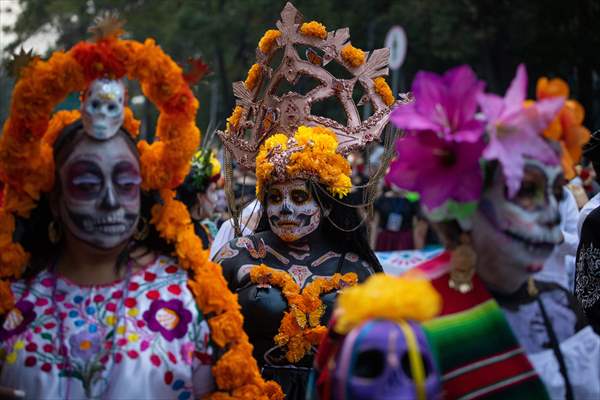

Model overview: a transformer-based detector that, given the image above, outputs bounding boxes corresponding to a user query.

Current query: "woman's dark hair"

[17,119,174,278]
[255,181,383,273]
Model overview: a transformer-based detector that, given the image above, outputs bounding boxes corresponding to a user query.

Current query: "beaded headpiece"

[219,2,399,172]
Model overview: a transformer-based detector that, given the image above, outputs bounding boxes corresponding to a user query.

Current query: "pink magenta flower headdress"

[386,64,565,222]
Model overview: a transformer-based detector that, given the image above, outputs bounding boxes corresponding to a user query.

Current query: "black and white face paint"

[57,134,141,249]
[473,158,563,285]
[266,179,321,242]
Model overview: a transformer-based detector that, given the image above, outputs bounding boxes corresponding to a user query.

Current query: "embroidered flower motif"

[143,299,192,341]
[0,299,36,341]
[180,342,195,365]
[69,330,102,361]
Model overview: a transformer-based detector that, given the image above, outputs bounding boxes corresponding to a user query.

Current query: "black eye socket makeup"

[291,189,309,204]
[268,189,283,204]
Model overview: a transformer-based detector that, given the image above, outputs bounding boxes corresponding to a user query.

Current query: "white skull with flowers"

[81,79,126,140]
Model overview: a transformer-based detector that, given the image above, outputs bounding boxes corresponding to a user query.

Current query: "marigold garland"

[258,29,281,54]
[244,64,262,91]
[250,264,358,363]
[374,76,395,106]
[226,105,244,131]
[0,30,282,399]
[536,77,591,180]
[255,125,352,199]
[340,44,365,68]
[299,21,328,39]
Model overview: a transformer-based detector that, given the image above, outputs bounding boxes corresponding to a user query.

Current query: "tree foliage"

[2,0,599,130]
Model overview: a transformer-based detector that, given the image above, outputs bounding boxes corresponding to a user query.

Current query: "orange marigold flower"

[213,342,258,390]
[258,29,281,54]
[0,279,15,315]
[374,77,395,106]
[43,110,82,146]
[244,64,262,91]
[536,77,591,179]
[341,44,365,68]
[226,106,244,131]
[299,21,327,39]
[122,107,141,137]
[209,310,245,348]
[0,242,29,279]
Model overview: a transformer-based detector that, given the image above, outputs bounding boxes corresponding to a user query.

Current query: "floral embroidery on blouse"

[0,256,215,400]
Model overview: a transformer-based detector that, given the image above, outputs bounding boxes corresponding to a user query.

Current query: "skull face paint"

[266,179,321,242]
[81,79,126,140]
[473,158,563,285]
[332,320,441,400]
[57,134,141,249]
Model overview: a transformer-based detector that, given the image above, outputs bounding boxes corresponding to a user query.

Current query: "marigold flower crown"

[0,16,282,399]
[255,125,352,199]
[219,2,399,180]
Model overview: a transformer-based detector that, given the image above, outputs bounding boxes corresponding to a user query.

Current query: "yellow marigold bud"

[299,21,327,39]
[226,106,244,131]
[244,63,261,91]
[374,77,395,106]
[258,29,281,54]
[341,44,365,68]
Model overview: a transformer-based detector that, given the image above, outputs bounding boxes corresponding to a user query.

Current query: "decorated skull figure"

[81,79,126,140]
[331,320,441,400]
[473,158,564,282]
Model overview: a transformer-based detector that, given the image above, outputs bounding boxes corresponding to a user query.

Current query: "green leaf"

[40,332,52,341]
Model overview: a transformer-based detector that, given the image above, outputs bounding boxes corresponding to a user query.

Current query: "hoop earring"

[48,220,62,244]
[449,233,476,293]
[133,217,150,241]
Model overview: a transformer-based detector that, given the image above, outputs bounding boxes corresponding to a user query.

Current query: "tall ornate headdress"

[0,14,282,399]
[219,2,402,223]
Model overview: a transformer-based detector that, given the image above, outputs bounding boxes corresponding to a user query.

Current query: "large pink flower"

[391,64,485,142]
[386,131,485,216]
[477,64,564,196]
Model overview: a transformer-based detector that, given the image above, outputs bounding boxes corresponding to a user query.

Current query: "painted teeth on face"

[479,158,563,269]
[58,135,141,250]
[266,179,321,242]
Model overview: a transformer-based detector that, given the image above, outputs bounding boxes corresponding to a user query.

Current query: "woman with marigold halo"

[0,16,282,400]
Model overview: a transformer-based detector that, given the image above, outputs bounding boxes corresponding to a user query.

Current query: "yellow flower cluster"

[334,273,442,335]
[0,33,282,399]
[374,77,395,106]
[255,125,352,199]
[244,63,262,91]
[299,21,328,39]
[226,105,244,131]
[341,44,365,68]
[251,264,357,363]
[258,29,281,54]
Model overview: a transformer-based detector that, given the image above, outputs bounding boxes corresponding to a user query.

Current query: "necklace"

[51,260,133,399]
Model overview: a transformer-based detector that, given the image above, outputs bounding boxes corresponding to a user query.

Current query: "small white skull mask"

[81,79,126,140]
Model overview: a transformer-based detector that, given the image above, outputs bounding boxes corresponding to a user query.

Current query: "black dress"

[575,205,600,333]
[218,234,373,400]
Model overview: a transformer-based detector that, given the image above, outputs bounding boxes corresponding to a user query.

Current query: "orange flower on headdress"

[341,44,365,68]
[537,77,591,179]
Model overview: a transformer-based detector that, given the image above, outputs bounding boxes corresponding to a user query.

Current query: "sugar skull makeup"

[332,320,441,400]
[57,133,141,249]
[81,79,126,141]
[473,158,563,276]
[266,179,321,242]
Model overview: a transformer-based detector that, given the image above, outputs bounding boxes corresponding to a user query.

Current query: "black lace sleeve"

[575,205,600,333]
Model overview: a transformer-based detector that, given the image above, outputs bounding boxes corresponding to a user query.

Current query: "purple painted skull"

[332,320,441,400]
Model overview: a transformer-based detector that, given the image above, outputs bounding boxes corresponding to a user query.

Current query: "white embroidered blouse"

[0,256,215,399]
